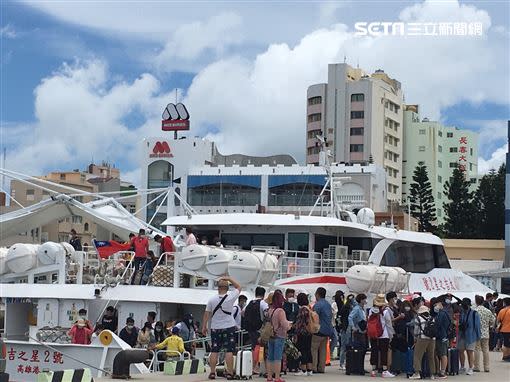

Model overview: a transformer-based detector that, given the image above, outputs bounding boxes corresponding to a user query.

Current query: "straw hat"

[417,305,430,314]
[265,292,274,305]
[373,294,387,307]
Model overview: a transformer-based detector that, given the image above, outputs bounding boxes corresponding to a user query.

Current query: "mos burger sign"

[162,103,190,131]
[150,141,173,158]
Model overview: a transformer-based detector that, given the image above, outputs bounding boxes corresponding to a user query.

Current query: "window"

[307,130,322,139]
[60,173,66,180]
[449,162,457,168]
[26,189,35,201]
[380,242,450,273]
[447,132,453,138]
[470,178,477,184]
[437,192,442,200]
[438,160,442,168]
[419,146,425,152]
[288,233,309,253]
[449,147,458,153]
[394,122,399,132]
[469,163,474,171]
[385,119,389,127]
[350,111,364,119]
[470,148,473,156]
[390,103,394,111]
[350,127,364,135]
[307,113,322,123]
[419,129,426,135]
[350,144,363,152]
[351,93,364,102]
[438,175,442,183]
[384,101,389,108]
[388,136,394,145]
[72,216,82,224]
[307,146,320,155]
[438,145,442,152]
[437,209,442,217]
[438,131,442,137]
[393,154,399,162]
[268,175,326,206]
[84,223,89,232]
[221,233,285,250]
[308,96,322,106]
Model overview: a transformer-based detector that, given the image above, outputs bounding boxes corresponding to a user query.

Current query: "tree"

[442,166,477,238]
[474,163,505,239]
[409,164,436,232]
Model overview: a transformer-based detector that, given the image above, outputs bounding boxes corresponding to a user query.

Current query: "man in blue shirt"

[459,298,481,375]
[434,300,451,379]
[311,287,333,374]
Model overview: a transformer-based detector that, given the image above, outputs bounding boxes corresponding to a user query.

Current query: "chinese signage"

[8,348,64,377]
[421,276,460,292]
[458,136,468,172]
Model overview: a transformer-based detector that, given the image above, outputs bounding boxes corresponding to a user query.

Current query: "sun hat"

[417,305,430,314]
[373,294,387,307]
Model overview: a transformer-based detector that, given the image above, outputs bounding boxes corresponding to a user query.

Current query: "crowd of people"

[200,278,510,381]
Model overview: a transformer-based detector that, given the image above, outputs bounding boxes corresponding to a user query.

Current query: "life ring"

[99,330,113,346]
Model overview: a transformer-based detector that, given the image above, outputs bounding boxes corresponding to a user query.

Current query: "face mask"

[188,319,193,324]
[288,297,296,303]
[201,240,207,245]
[127,325,134,329]
[371,307,380,314]
[155,327,162,332]
[404,306,411,312]
[216,242,221,246]
[434,307,440,313]
[80,315,87,319]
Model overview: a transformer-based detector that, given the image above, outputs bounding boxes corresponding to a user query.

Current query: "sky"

[0,0,509,187]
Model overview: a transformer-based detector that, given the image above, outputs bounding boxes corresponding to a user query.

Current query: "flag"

[93,239,131,259]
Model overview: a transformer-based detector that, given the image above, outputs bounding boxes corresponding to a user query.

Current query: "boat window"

[380,241,451,273]
[221,233,284,250]
[268,175,327,206]
[314,234,381,257]
[288,233,309,258]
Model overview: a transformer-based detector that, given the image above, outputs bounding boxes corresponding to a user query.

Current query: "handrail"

[149,349,190,372]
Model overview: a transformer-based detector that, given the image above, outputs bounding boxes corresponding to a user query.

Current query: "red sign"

[458,136,468,172]
[162,119,190,131]
[150,141,173,158]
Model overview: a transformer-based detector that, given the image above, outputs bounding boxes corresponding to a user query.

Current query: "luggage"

[447,347,459,375]
[151,265,174,287]
[235,350,253,379]
[390,349,404,374]
[420,352,431,379]
[345,348,365,375]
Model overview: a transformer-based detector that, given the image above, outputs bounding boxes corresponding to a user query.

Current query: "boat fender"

[99,330,113,346]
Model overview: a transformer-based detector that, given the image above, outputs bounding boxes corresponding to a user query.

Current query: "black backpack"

[244,299,263,332]
[337,304,351,332]
[283,301,299,322]
[420,314,437,338]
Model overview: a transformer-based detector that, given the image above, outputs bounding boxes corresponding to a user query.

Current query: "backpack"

[338,305,351,332]
[367,309,383,339]
[283,301,299,322]
[259,309,278,345]
[243,299,263,332]
[420,314,437,338]
[308,310,321,334]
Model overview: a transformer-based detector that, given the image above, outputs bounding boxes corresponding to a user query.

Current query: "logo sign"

[354,21,483,37]
[150,141,173,158]
[162,103,190,131]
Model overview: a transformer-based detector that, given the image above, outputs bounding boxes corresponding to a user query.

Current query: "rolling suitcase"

[235,349,253,379]
[447,347,459,375]
[345,348,365,375]
[390,349,403,374]
[420,352,431,379]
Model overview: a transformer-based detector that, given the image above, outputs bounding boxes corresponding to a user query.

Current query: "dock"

[97,351,510,381]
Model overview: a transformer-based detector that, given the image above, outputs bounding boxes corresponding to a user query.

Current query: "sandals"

[225,374,235,380]
[208,372,216,380]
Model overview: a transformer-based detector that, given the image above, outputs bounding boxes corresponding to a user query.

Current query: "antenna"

[344,55,347,63]
[175,88,178,104]
[2,147,5,191]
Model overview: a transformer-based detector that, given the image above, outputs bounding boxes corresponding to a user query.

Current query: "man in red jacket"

[130,229,149,284]
[154,234,175,254]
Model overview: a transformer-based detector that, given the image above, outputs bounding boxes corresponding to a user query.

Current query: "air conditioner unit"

[352,250,371,263]
[326,245,348,272]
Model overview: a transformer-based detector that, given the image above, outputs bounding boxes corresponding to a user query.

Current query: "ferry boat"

[0,168,496,381]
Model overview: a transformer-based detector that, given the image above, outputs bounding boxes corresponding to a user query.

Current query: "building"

[1,163,138,246]
[306,63,404,204]
[140,136,388,232]
[402,105,478,223]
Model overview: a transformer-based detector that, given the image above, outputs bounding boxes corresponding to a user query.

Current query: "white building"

[140,137,388,232]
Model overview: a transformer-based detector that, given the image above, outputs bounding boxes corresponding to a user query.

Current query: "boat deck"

[97,351,510,381]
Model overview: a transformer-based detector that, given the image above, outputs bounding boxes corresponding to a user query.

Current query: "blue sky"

[1,0,509,185]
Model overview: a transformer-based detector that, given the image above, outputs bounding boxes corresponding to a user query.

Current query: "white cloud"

[183,0,508,162]
[152,12,243,73]
[4,60,173,177]
[0,24,17,39]
[478,144,506,174]
[463,119,507,158]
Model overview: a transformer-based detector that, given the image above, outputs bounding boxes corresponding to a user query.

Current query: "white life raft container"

[228,251,279,285]
[346,264,408,294]
[6,243,38,273]
[205,248,234,276]
[0,247,8,274]
[181,244,210,271]
[37,242,66,265]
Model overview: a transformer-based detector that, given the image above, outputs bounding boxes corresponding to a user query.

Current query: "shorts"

[457,337,476,351]
[436,339,448,357]
[248,330,260,350]
[210,326,237,353]
[502,332,510,348]
[267,337,285,362]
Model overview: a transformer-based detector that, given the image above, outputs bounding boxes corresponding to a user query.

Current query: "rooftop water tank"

[6,243,38,273]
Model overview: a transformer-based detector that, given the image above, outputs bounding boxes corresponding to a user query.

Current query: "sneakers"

[307,371,313,376]
[338,365,346,371]
[382,370,396,378]
[409,373,421,380]
[459,367,466,374]
[436,373,448,380]
[294,370,306,377]
[370,370,377,377]
[466,368,474,375]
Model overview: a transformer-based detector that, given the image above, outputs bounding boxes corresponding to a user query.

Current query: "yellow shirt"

[155,335,185,356]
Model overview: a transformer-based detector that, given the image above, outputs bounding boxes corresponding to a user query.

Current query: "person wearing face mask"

[233,295,247,330]
[348,293,368,349]
[284,288,300,324]
[154,321,166,343]
[433,300,451,379]
[119,317,139,347]
[176,313,196,353]
[78,308,94,332]
[458,298,481,375]
[390,299,413,375]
